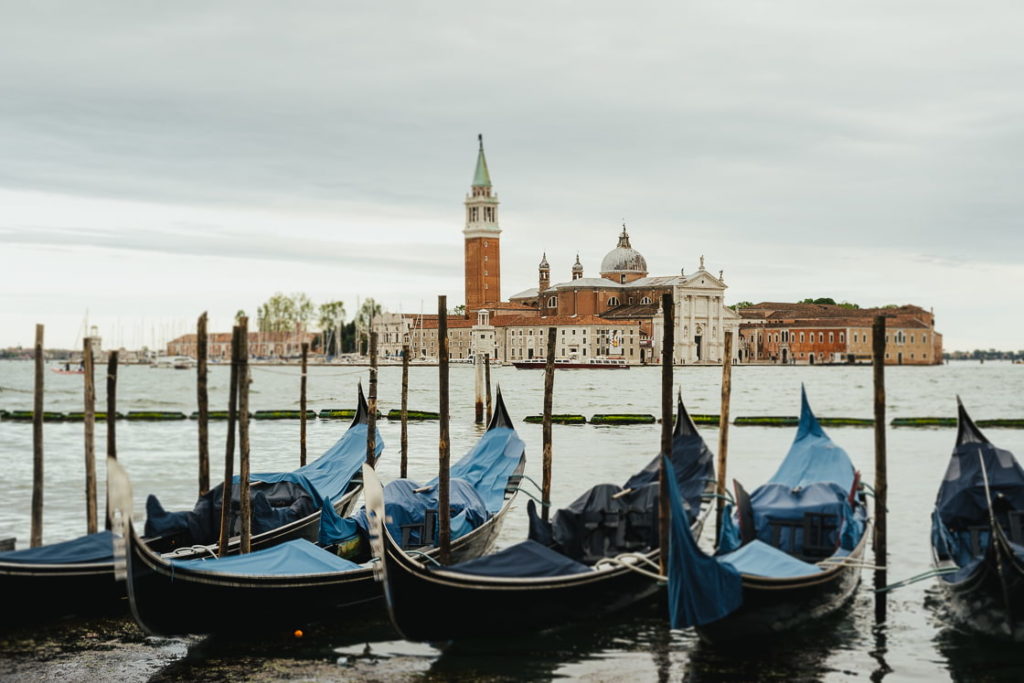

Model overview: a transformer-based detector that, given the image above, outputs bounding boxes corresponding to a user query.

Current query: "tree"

[729,301,753,310]
[235,309,247,324]
[451,304,467,317]
[800,297,837,306]
[318,301,347,356]
[356,298,384,355]
[257,292,314,333]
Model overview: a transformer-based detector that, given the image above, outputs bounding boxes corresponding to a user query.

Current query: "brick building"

[167,330,318,360]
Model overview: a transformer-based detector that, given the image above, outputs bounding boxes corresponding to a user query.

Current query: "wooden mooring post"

[300,341,309,466]
[474,349,484,424]
[542,327,556,523]
[217,325,241,557]
[659,293,674,574]
[484,353,493,425]
[401,344,409,478]
[367,332,379,467]
[105,350,118,530]
[83,336,98,535]
[238,318,252,554]
[716,331,733,540]
[197,312,210,495]
[31,324,44,548]
[873,315,888,621]
[438,296,451,564]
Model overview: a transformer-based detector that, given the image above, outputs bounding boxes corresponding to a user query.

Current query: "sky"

[1,2,1022,351]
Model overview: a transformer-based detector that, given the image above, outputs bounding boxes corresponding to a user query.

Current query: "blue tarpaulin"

[440,539,591,578]
[0,530,114,565]
[666,456,743,629]
[427,426,526,515]
[766,387,856,493]
[718,540,824,578]
[170,538,361,576]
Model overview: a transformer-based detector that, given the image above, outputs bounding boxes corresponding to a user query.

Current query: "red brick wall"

[465,237,501,310]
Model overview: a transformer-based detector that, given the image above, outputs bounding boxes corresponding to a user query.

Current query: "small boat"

[931,399,1024,639]
[115,389,526,636]
[0,385,378,626]
[512,357,630,370]
[51,363,84,375]
[368,395,715,641]
[665,386,870,642]
[150,356,193,369]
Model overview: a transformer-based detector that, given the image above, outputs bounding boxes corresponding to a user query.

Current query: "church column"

[688,295,695,363]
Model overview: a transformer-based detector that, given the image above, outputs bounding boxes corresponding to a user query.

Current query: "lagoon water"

[2,359,1023,681]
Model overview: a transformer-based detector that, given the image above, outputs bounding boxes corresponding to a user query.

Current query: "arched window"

[547,296,557,308]
[640,296,652,304]
[608,297,620,307]
[818,332,824,343]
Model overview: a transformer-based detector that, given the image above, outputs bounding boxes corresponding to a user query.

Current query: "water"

[1,359,1023,681]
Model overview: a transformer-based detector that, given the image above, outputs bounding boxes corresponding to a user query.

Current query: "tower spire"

[473,134,492,188]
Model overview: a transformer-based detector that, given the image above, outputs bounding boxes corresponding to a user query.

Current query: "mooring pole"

[197,312,210,495]
[83,336,97,535]
[367,332,379,468]
[716,331,734,540]
[873,315,888,621]
[542,327,556,523]
[217,325,241,557]
[484,353,493,425]
[105,350,118,530]
[300,341,309,466]
[474,346,484,424]
[238,318,252,554]
[400,343,409,479]
[31,324,44,548]
[438,297,452,564]
[659,293,674,574]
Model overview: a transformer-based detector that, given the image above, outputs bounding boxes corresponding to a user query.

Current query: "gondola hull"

[125,486,515,636]
[379,525,664,641]
[696,523,871,644]
[935,531,1024,640]
[0,562,126,626]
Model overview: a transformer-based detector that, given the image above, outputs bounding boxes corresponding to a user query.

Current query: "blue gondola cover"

[666,456,743,629]
[718,540,824,578]
[0,530,115,565]
[440,540,591,578]
[169,538,361,576]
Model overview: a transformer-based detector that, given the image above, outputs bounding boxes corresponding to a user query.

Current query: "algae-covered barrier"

[387,409,440,420]
[590,414,656,425]
[734,416,799,427]
[253,410,318,420]
[523,414,586,425]
[891,417,956,427]
[65,412,123,421]
[2,410,67,422]
[125,411,188,421]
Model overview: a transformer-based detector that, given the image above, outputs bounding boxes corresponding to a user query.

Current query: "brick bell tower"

[464,134,501,312]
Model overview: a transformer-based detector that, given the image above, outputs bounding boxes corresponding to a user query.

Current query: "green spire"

[472,134,492,188]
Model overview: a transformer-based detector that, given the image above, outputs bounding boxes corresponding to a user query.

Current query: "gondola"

[931,398,1024,640]
[143,384,381,559]
[112,389,526,637]
[366,395,716,642]
[666,387,870,643]
[0,384,378,627]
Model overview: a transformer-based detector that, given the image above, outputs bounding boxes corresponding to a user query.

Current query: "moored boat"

[512,357,630,370]
[369,395,715,641]
[114,390,526,636]
[931,399,1024,639]
[666,386,870,642]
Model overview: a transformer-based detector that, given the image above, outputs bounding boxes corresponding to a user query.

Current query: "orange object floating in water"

[293,629,304,638]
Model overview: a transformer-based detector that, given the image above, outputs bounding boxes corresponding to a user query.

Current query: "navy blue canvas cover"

[170,538,361,576]
[439,539,590,578]
[533,398,715,564]
[666,456,743,629]
[355,478,489,546]
[932,401,1024,575]
[0,530,114,565]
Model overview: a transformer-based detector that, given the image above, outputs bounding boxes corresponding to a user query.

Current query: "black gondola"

[931,399,1024,640]
[366,395,716,642]
[666,387,870,642]
[0,385,378,627]
[112,389,526,636]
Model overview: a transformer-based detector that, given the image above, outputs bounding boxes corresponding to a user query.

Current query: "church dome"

[600,227,647,275]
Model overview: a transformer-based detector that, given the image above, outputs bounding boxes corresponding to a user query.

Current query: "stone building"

[167,331,318,360]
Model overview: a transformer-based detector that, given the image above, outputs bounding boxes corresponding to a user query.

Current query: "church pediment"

[681,271,726,290]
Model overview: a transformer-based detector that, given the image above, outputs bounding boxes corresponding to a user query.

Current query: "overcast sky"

[2,1,1022,350]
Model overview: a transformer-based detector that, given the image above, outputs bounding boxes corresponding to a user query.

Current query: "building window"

[829,332,834,343]
[640,296,652,305]
[800,332,805,343]
[608,297,620,307]
[840,332,845,343]
[818,333,824,343]
[547,296,557,307]
[923,334,928,343]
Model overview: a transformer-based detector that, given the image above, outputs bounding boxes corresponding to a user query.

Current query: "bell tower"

[464,135,501,312]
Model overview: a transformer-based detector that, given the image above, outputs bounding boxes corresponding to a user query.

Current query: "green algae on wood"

[523,414,586,425]
[253,410,317,420]
[125,411,188,421]
[387,409,440,420]
[590,414,656,425]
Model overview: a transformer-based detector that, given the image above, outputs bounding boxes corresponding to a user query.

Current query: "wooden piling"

[367,332,379,467]
[401,343,409,479]
[659,293,674,573]
[238,318,252,554]
[300,341,309,466]
[83,337,98,535]
[438,296,451,564]
[31,324,44,548]
[197,312,210,495]
[716,331,733,540]
[105,350,118,530]
[217,325,241,557]
[474,349,484,424]
[485,353,493,425]
[873,315,888,620]
[542,327,556,522]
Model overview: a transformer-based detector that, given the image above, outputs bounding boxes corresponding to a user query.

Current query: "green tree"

[800,297,837,305]
[318,301,347,356]
[356,298,384,354]
[729,301,753,310]
[235,309,247,325]
[257,292,315,332]
[451,304,467,317]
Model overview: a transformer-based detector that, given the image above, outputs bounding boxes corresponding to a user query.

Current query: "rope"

[594,553,667,581]
[873,566,959,593]
[405,549,443,567]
